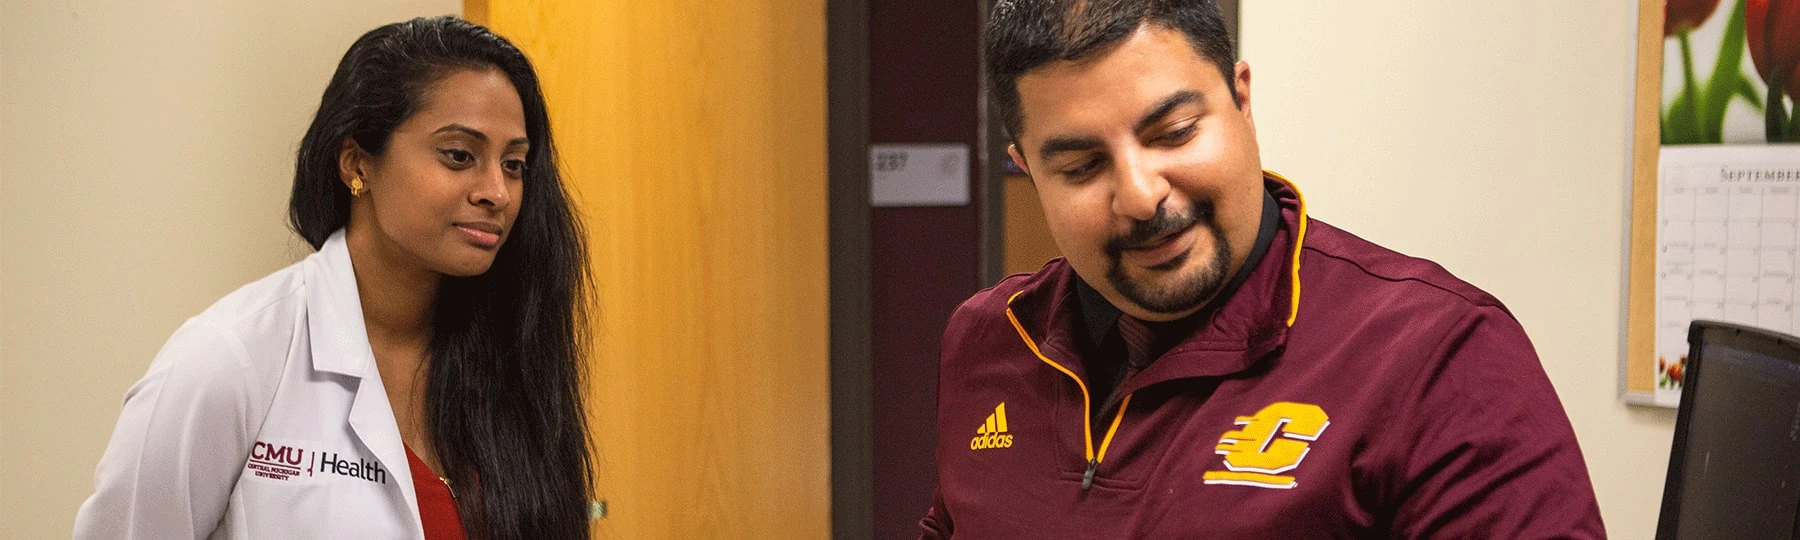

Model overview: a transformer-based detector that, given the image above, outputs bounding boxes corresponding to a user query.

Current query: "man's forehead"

[1012,26,1218,142]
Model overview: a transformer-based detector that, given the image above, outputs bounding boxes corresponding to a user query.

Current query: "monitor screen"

[1663,324,1800,539]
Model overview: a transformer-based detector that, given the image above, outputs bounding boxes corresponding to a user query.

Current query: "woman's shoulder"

[189,259,312,349]
[146,257,317,402]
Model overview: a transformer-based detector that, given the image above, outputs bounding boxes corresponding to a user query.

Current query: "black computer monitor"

[1657,320,1800,540]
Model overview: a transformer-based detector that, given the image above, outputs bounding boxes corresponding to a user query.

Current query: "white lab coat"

[74,230,428,539]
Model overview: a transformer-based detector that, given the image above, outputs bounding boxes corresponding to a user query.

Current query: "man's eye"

[1062,158,1102,179]
[1159,124,1197,144]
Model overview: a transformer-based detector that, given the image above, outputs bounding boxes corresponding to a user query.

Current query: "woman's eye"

[441,149,475,165]
[503,159,527,175]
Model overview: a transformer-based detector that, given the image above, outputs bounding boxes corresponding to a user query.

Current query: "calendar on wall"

[1653,146,1800,407]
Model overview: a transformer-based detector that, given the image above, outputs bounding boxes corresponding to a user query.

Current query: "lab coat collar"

[301,229,423,536]
[304,230,374,378]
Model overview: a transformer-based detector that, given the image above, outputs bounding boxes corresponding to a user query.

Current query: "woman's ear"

[337,137,370,190]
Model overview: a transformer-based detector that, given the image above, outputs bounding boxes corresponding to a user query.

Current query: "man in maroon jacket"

[919,1,1605,537]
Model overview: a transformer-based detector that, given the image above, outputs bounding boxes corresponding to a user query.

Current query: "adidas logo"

[969,403,1015,450]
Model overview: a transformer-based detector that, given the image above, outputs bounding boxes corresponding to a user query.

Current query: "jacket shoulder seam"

[1300,244,1500,310]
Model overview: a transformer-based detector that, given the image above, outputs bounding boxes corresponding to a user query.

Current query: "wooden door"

[469,2,829,537]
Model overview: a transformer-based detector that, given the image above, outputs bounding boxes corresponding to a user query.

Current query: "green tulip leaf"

[1665,84,1704,144]
[1665,32,1707,145]
[1701,0,1750,143]
[1734,74,1765,111]
[1769,89,1791,141]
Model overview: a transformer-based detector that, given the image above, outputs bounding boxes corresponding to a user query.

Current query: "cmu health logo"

[1203,402,1330,489]
[245,439,388,485]
[969,402,1014,450]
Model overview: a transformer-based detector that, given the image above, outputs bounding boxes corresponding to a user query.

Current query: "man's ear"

[1232,60,1253,129]
[1006,143,1031,176]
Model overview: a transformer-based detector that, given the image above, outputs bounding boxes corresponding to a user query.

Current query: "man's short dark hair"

[986,0,1237,141]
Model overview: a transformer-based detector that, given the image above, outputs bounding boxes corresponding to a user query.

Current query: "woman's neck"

[344,223,439,357]
[343,221,446,472]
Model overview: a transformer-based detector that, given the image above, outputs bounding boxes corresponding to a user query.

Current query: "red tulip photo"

[1669,0,1725,36]
[1664,0,1798,142]
[1747,0,1800,101]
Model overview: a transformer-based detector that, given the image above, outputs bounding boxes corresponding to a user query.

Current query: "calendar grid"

[1653,147,1800,407]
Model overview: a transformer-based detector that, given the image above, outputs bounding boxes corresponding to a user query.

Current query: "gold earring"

[350,176,365,197]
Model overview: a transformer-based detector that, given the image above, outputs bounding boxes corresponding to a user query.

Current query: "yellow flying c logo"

[1203,402,1330,489]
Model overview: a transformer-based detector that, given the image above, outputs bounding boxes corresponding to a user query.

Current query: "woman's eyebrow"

[433,123,488,141]
[433,124,528,147]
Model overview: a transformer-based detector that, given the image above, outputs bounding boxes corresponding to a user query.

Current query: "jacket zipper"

[1084,394,1132,489]
[1006,292,1133,491]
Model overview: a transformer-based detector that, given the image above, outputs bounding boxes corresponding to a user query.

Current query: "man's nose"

[1111,156,1168,222]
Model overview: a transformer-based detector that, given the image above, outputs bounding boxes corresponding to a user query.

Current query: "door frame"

[827,0,875,538]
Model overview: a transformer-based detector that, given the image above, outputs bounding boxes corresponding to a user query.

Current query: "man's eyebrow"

[1033,90,1205,160]
[433,124,529,147]
[1038,136,1104,160]
[1133,90,1204,134]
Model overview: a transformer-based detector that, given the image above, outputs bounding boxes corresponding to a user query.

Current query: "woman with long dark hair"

[73,16,593,539]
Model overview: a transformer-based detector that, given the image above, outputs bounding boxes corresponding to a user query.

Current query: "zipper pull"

[1081,459,1097,490]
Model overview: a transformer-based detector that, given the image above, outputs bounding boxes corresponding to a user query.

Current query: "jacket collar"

[1006,171,1309,389]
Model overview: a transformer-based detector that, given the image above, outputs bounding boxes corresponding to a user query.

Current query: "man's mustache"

[1104,201,1212,257]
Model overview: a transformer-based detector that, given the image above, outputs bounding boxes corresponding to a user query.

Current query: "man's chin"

[1140,250,1192,273]
[1113,273,1207,315]
[1109,246,1232,316]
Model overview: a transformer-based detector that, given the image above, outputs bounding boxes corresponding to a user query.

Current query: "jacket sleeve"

[1383,306,1605,539]
[918,489,952,538]
[73,319,264,539]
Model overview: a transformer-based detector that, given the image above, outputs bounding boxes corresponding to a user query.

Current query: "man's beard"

[1103,200,1233,315]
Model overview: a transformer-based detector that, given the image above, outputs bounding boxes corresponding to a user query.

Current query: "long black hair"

[289,16,592,539]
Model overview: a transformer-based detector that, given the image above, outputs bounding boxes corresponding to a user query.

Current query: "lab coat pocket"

[231,460,411,538]
[228,473,336,538]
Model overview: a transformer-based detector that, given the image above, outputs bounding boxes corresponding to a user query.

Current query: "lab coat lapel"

[304,230,423,536]
[348,367,421,535]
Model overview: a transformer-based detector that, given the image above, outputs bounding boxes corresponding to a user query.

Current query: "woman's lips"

[455,223,502,248]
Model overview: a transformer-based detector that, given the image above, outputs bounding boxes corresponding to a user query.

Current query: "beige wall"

[0,1,459,536]
[1243,2,1672,537]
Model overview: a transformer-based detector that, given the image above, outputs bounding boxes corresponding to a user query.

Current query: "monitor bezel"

[1655,320,1800,539]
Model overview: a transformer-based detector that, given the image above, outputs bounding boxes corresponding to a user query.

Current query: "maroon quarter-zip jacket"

[920,173,1604,539]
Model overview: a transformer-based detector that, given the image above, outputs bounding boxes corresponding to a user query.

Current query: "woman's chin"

[435,259,497,278]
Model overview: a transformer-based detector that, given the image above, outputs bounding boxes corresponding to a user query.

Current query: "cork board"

[1623,0,1662,399]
